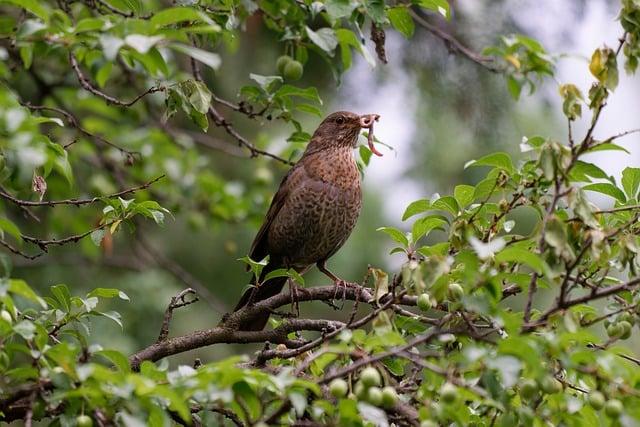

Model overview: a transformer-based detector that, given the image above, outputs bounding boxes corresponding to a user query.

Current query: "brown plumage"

[234,111,381,330]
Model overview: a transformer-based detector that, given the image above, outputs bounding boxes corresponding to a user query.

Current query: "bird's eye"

[336,116,345,125]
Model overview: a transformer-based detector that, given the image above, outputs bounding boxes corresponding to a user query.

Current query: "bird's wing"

[248,165,299,265]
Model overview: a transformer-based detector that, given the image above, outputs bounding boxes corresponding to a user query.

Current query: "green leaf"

[335,29,376,69]
[387,7,414,38]
[275,85,322,103]
[238,256,267,280]
[96,349,131,372]
[0,217,22,243]
[185,80,212,114]
[124,34,163,54]
[495,247,547,275]
[364,0,386,24]
[621,167,640,200]
[432,196,460,215]
[95,62,113,88]
[74,17,105,33]
[94,310,123,329]
[88,288,130,301]
[465,152,515,174]
[151,7,213,28]
[170,43,221,70]
[264,268,305,286]
[13,320,36,339]
[416,0,450,19]
[4,0,50,21]
[377,227,409,248]
[325,0,356,19]
[582,183,627,203]
[8,279,46,308]
[402,199,430,221]
[411,215,448,242]
[51,284,71,312]
[454,185,475,208]
[506,75,522,100]
[306,27,338,53]
[586,142,630,154]
[249,74,282,92]
[19,45,32,69]
[90,229,106,246]
[569,161,611,183]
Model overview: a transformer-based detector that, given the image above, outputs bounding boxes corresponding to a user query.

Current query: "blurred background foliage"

[0,0,636,365]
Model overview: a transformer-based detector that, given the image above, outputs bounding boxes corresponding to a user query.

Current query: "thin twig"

[409,9,502,73]
[158,288,199,342]
[0,176,164,207]
[70,53,163,107]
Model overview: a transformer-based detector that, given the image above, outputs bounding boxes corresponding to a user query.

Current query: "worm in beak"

[359,114,382,157]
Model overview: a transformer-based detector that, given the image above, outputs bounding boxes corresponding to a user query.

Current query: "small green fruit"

[417,293,433,311]
[0,310,12,324]
[604,399,623,418]
[366,386,383,406]
[276,55,292,74]
[360,367,381,387]
[76,415,93,427]
[619,320,632,339]
[619,312,635,325]
[283,60,303,81]
[354,381,367,399]
[587,391,605,410]
[447,283,464,302]
[519,379,538,400]
[329,378,348,398]
[381,386,399,408]
[607,322,623,338]
[539,376,562,394]
[440,382,458,404]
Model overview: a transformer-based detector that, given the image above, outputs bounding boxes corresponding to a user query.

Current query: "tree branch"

[409,9,502,73]
[0,176,163,207]
[69,53,164,107]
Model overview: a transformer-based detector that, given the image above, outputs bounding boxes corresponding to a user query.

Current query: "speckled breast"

[268,149,362,268]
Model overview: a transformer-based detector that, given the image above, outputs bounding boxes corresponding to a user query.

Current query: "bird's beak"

[359,114,380,128]
[359,114,382,157]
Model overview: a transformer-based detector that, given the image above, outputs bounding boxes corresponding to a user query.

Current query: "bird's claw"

[331,279,352,310]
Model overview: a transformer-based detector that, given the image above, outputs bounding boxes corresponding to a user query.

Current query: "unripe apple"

[366,387,383,406]
[447,283,464,301]
[360,367,381,388]
[417,293,433,311]
[440,382,458,404]
[76,415,93,427]
[283,60,303,81]
[276,55,292,74]
[587,391,605,410]
[329,378,348,398]
[604,399,623,418]
[381,386,399,408]
[519,378,538,400]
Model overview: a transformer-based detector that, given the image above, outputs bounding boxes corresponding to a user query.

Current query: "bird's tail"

[233,263,288,331]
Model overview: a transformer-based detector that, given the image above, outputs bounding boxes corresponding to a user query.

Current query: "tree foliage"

[1,0,640,426]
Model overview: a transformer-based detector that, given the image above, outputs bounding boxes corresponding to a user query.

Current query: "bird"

[233,111,381,330]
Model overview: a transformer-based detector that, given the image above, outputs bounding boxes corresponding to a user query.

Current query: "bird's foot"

[289,280,301,318]
[331,279,351,310]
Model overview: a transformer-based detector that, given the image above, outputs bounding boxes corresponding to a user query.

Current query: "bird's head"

[306,111,381,155]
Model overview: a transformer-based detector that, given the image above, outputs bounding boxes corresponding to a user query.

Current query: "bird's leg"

[288,278,300,318]
[317,260,349,308]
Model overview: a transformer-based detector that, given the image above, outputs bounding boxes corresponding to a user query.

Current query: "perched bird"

[234,111,381,330]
